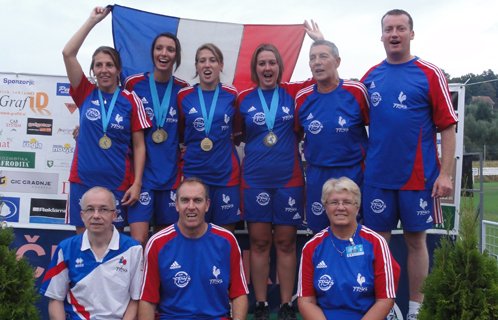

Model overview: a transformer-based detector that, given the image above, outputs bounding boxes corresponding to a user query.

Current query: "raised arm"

[304,20,324,41]
[62,6,111,88]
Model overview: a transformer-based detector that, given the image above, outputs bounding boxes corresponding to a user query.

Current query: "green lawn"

[462,182,498,222]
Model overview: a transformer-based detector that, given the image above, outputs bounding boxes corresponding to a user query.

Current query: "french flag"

[111,4,306,92]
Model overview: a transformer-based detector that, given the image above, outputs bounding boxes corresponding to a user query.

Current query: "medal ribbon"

[197,84,220,136]
[149,72,174,129]
[257,87,279,132]
[98,87,120,135]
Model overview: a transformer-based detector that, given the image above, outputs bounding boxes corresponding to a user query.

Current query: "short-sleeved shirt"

[69,75,151,190]
[234,79,314,188]
[141,223,249,320]
[298,225,400,319]
[294,80,370,168]
[360,57,458,190]
[40,228,143,320]
[125,73,189,190]
[177,83,240,186]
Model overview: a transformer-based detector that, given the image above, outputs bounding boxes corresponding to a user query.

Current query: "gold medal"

[201,137,213,151]
[263,132,278,147]
[99,135,112,149]
[152,128,168,143]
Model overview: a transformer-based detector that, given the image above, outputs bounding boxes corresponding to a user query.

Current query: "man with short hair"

[139,177,249,320]
[361,9,458,319]
[41,186,143,320]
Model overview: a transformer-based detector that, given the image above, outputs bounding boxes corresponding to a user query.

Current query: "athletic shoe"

[252,301,270,320]
[406,313,419,320]
[277,302,298,320]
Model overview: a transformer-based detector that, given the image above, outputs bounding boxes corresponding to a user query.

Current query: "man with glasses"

[41,186,143,320]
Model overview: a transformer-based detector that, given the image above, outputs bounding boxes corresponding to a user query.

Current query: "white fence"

[483,220,498,261]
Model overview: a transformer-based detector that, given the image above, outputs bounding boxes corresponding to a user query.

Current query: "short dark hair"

[151,33,182,72]
[176,177,209,201]
[250,44,284,86]
[382,9,413,31]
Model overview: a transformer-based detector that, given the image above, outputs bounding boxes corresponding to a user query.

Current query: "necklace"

[331,227,357,257]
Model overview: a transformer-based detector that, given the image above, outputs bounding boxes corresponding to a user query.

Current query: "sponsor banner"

[27,118,53,136]
[0,196,20,222]
[0,170,58,194]
[45,158,71,170]
[29,198,66,224]
[56,83,70,96]
[0,150,35,169]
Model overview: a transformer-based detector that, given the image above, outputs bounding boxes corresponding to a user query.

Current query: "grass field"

[464,182,498,222]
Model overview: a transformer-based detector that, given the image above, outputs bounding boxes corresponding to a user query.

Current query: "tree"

[0,221,41,320]
[474,101,495,122]
[477,82,497,104]
[418,204,498,319]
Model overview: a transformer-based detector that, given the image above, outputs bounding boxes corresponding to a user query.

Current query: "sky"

[2,0,498,82]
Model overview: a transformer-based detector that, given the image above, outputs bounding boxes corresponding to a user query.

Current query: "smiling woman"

[62,6,151,235]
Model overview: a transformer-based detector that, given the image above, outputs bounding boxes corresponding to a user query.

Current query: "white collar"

[81,226,120,252]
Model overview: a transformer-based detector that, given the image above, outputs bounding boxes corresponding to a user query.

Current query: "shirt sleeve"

[40,245,69,301]
[427,67,459,131]
[69,74,95,108]
[298,241,317,297]
[140,240,161,303]
[128,90,152,132]
[372,235,400,299]
[228,235,249,299]
[128,245,144,300]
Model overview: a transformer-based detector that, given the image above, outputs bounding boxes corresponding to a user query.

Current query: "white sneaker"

[406,313,419,320]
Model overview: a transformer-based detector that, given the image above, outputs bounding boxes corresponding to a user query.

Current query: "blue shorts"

[205,184,241,225]
[242,186,304,225]
[128,188,178,225]
[66,182,127,229]
[362,185,442,232]
[305,164,363,232]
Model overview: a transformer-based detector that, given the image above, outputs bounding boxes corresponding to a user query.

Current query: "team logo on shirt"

[110,114,124,130]
[115,215,125,223]
[293,213,301,219]
[285,197,297,213]
[193,117,205,131]
[86,108,101,121]
[256,193,270,206]
[165,107,178,123]
[318,275,334,291]
[307,113,314,120]
[170,191,176,207]
[116,256,128,273]
[393,92,408,109]
[316,261,327,268]
[311,202,325,215]
[139,192,151,206]
[426,216,433,223]
[221,194,234,210]
[221,114,230,130]
[370,82,376,89]
[281,106,293,121]
[141,97,149,104]
[417,198,430,215]
[370,199,386,213]
[353,273,368,292]
[210,266,223,284]
[248,106,256,112]
[189,108,198,114]
[173,271,191,288]
[252,112,266,126]
[336,116,349,132]
[308,120,323,135]
[75,257,84,268]
[145,107,154,120]
[170,261,181,269]
[371,92,382,107]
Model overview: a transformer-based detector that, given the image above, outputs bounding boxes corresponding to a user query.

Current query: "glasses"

[82,207,116,215]
[324,200,357,208]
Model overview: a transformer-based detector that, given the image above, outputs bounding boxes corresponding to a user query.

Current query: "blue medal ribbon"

[197,84,220,137]
[257,87,279,132]
[98,87,120,136]
[149,72,174,129]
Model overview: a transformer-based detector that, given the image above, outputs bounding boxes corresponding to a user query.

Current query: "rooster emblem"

[213,266,221,279]
[282,106,290,114]
[169,107,177,117]
[419,198,428,210]
[398,92,407,104]
[115,114,123,125]
[223,194,230,204]
[288,197,295,207]
[170,191,176,201]
[338,116,346,127]
[224,114,230,124]
[357,273,365,286]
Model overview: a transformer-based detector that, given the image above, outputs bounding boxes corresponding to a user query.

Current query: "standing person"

[233,20,323,320]
[295,40,370,233]
[139,177,249,320]
[360,9,458,319]
[297,177,400,320]
[177,44,240,233]
[63,6,151,234]
[124,33,189,246]
[41,187,143,320]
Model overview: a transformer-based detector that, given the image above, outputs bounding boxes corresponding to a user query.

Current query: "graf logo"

[371,92,382,107]
[312,202,325,215]
[86,108,101,121]
[370,199,386,213]
[193,117,205,131]
[173,271,191,288]
[318,275,334,291]
[145,107,154,120]
[308,120,323,134]
[256,192,270,206]
[139,192,151,205]
[252,112,266,126]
